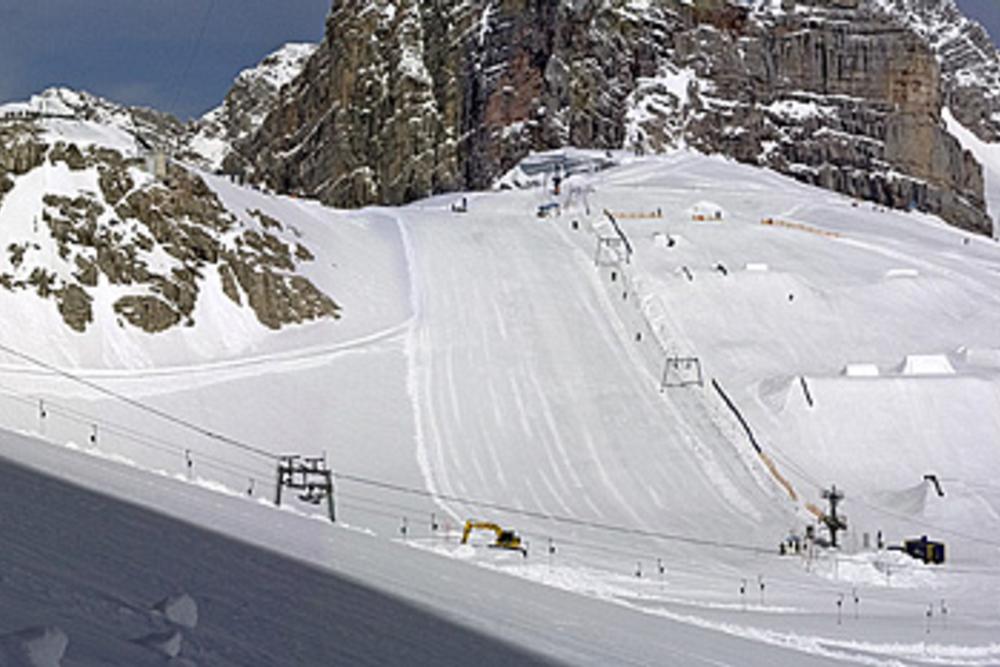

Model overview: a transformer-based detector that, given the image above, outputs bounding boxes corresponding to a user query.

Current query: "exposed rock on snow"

[0,626,69,667]
[152,592,199,629]
[0,121,339,334]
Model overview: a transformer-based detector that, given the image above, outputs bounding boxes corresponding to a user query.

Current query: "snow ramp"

[765,373,1000,559]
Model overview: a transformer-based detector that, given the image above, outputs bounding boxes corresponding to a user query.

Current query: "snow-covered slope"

[945,107,1000,239]
[0,107,404,368]
[0,87,187,152]
[2,150,1000,663]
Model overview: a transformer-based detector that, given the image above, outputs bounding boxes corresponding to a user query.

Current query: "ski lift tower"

[275,454,336,522]
[820,485,847,548]
[660,356,704,389]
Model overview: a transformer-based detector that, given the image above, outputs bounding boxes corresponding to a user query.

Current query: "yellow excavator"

[461,520,527,557]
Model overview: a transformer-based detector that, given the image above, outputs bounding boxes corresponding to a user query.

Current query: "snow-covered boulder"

[134,629,182,658]
[0,626,69,667]
[153,593,198,629]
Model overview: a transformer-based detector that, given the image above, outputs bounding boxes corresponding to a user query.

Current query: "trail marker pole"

[925,603,933,635]
[853,588,860,620]
[89,424,98,445]
[941,600,948,630]
[758,575,765,606]
[400,517,408,540]
[38,400,46,435]
[184,449,193,480]
[740,579,747,611]
[836,594,844,625]
[657,558,665,592]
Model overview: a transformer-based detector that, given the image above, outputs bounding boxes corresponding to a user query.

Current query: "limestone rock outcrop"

[229,0,998,235]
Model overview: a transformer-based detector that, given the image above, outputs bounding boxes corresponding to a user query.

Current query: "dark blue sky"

[0,0,997,121]
[0,1,330,120]
[955,0,1000,43]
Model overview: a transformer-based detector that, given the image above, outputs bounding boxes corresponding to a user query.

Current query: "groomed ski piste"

[2,113,1000,665]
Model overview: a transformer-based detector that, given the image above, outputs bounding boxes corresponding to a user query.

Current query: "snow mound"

[842,363,880,377]
[452,544,476,559]
[688,200,725,221]
[870,483,929,516]
[956,346,1000,369]
[0,626,69,667]
[153,593,198,629]
[898,354,955,376]
[812,550,939,589]
[651,231,675,248]
[134,629,182,658]
[884,268,920,279]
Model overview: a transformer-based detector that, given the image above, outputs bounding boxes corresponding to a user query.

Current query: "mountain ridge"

[226,0,1000,236]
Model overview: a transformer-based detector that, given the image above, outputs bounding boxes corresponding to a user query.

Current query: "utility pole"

[821,485,847,548]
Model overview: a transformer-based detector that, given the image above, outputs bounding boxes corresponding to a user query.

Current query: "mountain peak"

[188,42,318,171]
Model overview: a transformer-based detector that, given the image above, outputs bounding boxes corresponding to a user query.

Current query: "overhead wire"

[760,436,1000,550]
[334,472,774,555]
[0,343,276,461]
[3,338,1000,575]
[0,383,267,481]
[0,343,780,556]
[166,0,218,120]
[0,350,777,556]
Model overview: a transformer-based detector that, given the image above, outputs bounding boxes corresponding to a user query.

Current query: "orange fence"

[761,218,841,239]
[610,209,663,220]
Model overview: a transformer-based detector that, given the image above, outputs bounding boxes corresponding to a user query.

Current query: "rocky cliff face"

[187,43,318,170]
[665,0,988,232]
[875,0,1000,143]
[229,0,997,235]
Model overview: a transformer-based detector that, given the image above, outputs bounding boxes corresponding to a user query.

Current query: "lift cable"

[334,472,773,555]
[0,343,276,461]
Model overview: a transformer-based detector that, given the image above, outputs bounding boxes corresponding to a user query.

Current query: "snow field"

[2,139,1000,662]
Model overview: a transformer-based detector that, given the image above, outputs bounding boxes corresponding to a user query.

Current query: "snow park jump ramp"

[759,371,1000,562]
